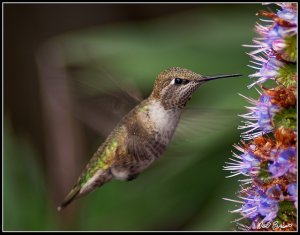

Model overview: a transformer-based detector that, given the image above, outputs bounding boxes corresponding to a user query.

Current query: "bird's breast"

[147,101,181,140]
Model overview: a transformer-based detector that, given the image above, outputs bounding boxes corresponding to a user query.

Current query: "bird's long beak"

[197,74,242,82]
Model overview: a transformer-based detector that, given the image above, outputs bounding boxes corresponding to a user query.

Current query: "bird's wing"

[170,107,240,149]
[37,46,142,138]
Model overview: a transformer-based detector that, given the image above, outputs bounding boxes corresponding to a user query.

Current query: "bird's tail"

[57,169,113,211]
[57,185,81,211]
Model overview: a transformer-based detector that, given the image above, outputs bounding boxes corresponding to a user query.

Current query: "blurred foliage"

[4,4,264,231]
[4,120,57,230]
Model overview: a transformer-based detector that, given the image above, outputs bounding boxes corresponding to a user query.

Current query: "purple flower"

[266,184,284,201]
[226,186,280,223]
[257,24,287,48]
[277,9,297,26]
[223,144,260,178]
[258,196,279,222]
[244,24,287,58]
[240,196,260,219]
[238,93,281,140]
[243,4,297,88]
[287,183,297,208]
[287,183,297,199]
[268,147,296,178]
[247,55,284,88]
[272,38,286,53]
[274,3,297,11]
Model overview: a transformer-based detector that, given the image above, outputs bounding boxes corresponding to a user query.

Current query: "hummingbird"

[57,67,241,211]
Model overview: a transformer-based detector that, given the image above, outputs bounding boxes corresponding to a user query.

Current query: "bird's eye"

[174,78,183,84]
[171,78,190,85]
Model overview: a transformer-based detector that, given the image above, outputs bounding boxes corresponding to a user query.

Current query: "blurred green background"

[4,3,264,231]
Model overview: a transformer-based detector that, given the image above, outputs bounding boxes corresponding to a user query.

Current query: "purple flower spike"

[226,3,297,230]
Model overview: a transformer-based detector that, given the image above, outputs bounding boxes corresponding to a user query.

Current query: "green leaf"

[277,63,297,87]
[274,107,297,129]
